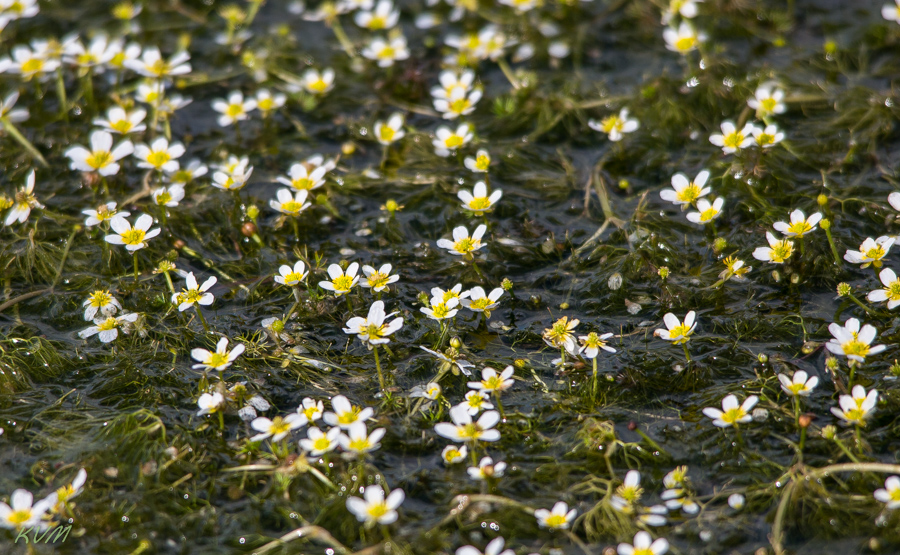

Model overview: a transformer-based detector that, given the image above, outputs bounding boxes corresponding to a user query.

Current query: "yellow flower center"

[444,135,464,148]
[721,407,747,424]
[616,485,643,503]
[787,221,812,235]
[675,36,697,52]
[89,290,112,307]
[348,437,371,451]
[302,406,319,420]
[308,79,329,93]
[442,291,460,303]
[279,200,306,215]
[450,98,471,113]
[172,170,192,183]
[468,298,492,311]
[205,352,229,368]
[431,303,452,318]
[379,126,395,142]
[21,58,43,74]
[56,485,76,503]
[676,183,701,203]
[757,133,775,145]
[843,408,866,423]
[269,417,291,436]
[890,488,900,502]
[468,197,492,211]
[120,228,146,246]
[156,191,172,205]
[113,2,136,19]
[723,132,745,149]
[667,324,691,344]
[110,52,126,67]
[453,237,477,253]
[97,317,119,331]
[699,206,718,222]
[481,376,503,390]
[633,549,654,555]
[841,340,870,358]
[760,98,778,112]
[467,395,484,409]
[77,53,97,65]
[149,59,170,76]
[111,119,133,133]
[887,281,900,301]
[182,288,204,305]
[445,448,462,461]
[864,245,886,261]
[226,103,244,118]
[86,150,113,169]
[786,383,806,395]
[313,436,332,451]
[283,271,303,285]
[475,154,490,170]
[600,115,621,134]
[146,151,171,168]
[770,240,793,263]
[337,408,361,425]
[377,46,396,60]
[368,16,386,29]
[544,514,567,528]
[367,502,389,519]
[367,272,390,289]
[258,98,274,111]
[459,422,482,439]
[331,275,354,292]
[8,509,32,526]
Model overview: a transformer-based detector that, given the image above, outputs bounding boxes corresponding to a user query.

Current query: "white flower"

[152,184,184,207]
[825,318,886,363]
[354,0,400,29]
[885,1,900,23]
[4,170,42,226]
[338,421,385,455]
[588,108,639,142]
[702,394,758,427]
[655,311,696,344]
[867,268,900,309]
[83,289,121,321]
[346,484,404,527]
[320,262,360,296]
[298,398,324,422]
[107,40,142,71]
[434,404,501,442]
[431,69,476,100]
[343,300,404,346]
[467,456,506,480]
[301,68,335,94]
[167,159,208,185]
[727,493,745,510]
[93,106,147,134]
[374,113,405,145]
[212,91,257,127]
[458,182,501,214]
[662,22,704,54]
[270,188,311,217]
[772,209,822,237]
[64,35,117,69]
[275,261,308,286]
[0,0,39,29]
[323,395,374,429]
[831,384,878,426]
[611,470,644,511]
[752,123,784,148]
[83,202,128,227]
[498,0,539,12]
[579,332,616,358]
[197,392,225,416]
[874,476,900,509]
[437,224,487,256]
[300,426,342,455]
[464,149,491,173]
[778,371,818,397]
[173,272,216,312]
[844,236,894,269]
[421,297,460,321]
[752,231,793,264]
[136,81,165,106]
[53,468,87,509]
[458,390,493,415]
[748,85,786,117]
[134,137,185,172]
[456,537,514,555]
[361,263,400,292]
[0,490,56,530]
[534,501,577,529]
[460,287,504,318]
[468,366,514,394]
[64,130,134,176]
[709,121,755,154]
[191,337,245,371]
[104,214,160,252]
[361,35,410,67]
[255,89,286,114]
[434,87,482,120]
[251,413,307,442]
[0,91,28,122]
[441,444,468,465]
[420,345,475,376]
[410,382,442,400]
[0,45,60,79]
[277,163,328,192]
[124,47,191,78]
[617,531,669,555]
[78,312,139,343]
[433,123,474,157]
[685,197,723,224]
[660,170,710,207]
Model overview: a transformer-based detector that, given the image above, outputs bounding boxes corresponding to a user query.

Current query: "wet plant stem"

[824,226,841,267]
[330,18,356,59]
[1,116,49,167]
[51,225,79,288]
[682,342,692,363]
[196,308,211,333]
[494,394,506,420]
[497,58,521,89]
[133,252,140,282]
[845,293,875,316]
[833,437,860,463]
[373,345,385,392]
[55,69,68,120]
[591,357,599,401]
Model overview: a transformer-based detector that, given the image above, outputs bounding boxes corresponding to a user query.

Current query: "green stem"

[51,225,79,288]
[497,58,521,89]
[373,345,385,392]
[682,341,692,363]
[56,68,68,120]
[196,308,211,333]
[133,251,140,282]
[245,0,265,25]
[824,226,842,267]
[494,394,505,420]
[330,17,357,59]
[1,117,49,167]
[591,357,599,401]
[164,270,176,297]
[834,437,861,463]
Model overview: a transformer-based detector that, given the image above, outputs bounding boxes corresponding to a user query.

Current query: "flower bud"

[241,222,258,238]
[246,205,260,221]
[820,218,831,230]
[342,141,356,155]
[821,424,837,440]
[514,358,527,369]
[826,356,840,371]
[757,353,768,364]
[836,282,851,297]
[817,193,828,206]
[450,337,462,349]
[713,237,727,253]
[658,266,670,280]
[798,414,812,428]
[608,272,623,290]
[501,278,513,291]
[383,199,400,213]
